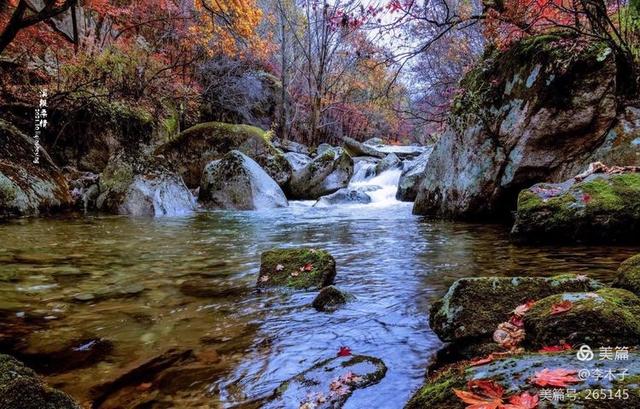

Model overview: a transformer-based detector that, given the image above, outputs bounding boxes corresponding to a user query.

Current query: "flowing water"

[0,170,638,408]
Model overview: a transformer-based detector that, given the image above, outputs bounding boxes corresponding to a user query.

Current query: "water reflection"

[0,204,637,408]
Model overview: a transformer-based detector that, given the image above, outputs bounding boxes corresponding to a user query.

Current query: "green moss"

[258,248,336,290]
[614,254,640,296]
[406,366,467,409]
[168,121,269,145]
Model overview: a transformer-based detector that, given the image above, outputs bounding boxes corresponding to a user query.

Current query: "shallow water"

[0,202,638,408]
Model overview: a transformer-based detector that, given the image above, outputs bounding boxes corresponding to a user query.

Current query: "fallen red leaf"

[538,342,572,353]
[531,368,581,387]
[470,354,495,367]
[454,379,505,409]
[509,315,524,328]
[550,300,573,315]
[501,392,539,409]
[512,300,536,316]
[302,263,314,271]
[337,346,352,357]
[582,193,591,203]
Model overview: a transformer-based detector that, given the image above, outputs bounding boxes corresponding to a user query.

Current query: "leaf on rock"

[275,264,284,271]
[538,342,572,353]
[454,379,505,409]
[550,300,573,315]
[512,300,536,316]
[501,392,539,409]
[470,354,495,367]
[531,368,580,387]
[337,346,352,357]
[303,263,314,271]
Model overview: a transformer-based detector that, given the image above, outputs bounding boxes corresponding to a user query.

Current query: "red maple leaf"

[509,315,524,328]
[550,300,573,315]
[538,342,572,353]
[454,379,504,409]
[531,368,581,387]
[582,193,592,203]
[512,300,536,316]
[501,392,539,409]
[302,263,314,271]
[470,354,495,367]
[337,346,352,357]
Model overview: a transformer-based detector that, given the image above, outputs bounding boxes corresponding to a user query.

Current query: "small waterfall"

[348,167,403,206]
[350,160,377,183]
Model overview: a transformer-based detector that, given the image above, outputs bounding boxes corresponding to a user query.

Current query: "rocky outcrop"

[429,275,603,342]
[413,35,640,220]
[266,355,386,409]
[155,122,291,188]
[313,187,372,207]
[96,152,195,216]
[198,151,288,210]
[287,147,354,200]
[524,288,640,348]
[396,149,432,202]
[0,120,73,218]
[406,352,640,409]
[258,248,336,290]
[511,173,640,243]
[0,353,81,409]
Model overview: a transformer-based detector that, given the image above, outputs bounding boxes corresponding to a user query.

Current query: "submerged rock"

[314,188,372,207]
[0,353,81,409]
[96,152,195,216]
[396,149,432,202]
[156,122,291,188]
[312,286,348,312]
[413,35,640,220]
[429,275,603,342]
[614,253,640,296]
[199,151,288,210]
[0,119,73,218]
[179,279,247,298]
[288,147,354,200]
[266,355,387,409]
[511,173,640,243]
[258,248,336,289]
[524,288,640,348]
[406,352,640,409]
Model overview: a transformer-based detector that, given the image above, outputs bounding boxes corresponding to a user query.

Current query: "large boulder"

[265,355,386,409]
[0,120,72,218]
[396,149,432,202]
[287,147,354,200]
[155,122,291,188]
[429,275,603,342]
[406,352,640,409]
[96,152,195,216]
[524,288,640,348]
[413,35,640,220]
[511,173,640,243]
[342,136,427,160]
[258,248,336,290]
[0,353,81,409]
[614,254,640,296]
[198,151,288,210]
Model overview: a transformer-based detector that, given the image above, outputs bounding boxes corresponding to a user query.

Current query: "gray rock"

[374,153,401,175]
[199,151,288,210]
[283,152,312,172]
[316,143,334,156]
[278,139,310,155]
[396,149,432,202]
[0,353,81,409]
[314,188,372,207]
[287,148,354,200]
[413,36,639,219]
[312,286,348,312]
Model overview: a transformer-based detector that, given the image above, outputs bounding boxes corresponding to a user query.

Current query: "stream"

[0,167,637,408]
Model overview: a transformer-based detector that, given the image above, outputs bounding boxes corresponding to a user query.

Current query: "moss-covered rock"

[430,275,604,342]
[155,121,291,188]
[198,150,288,210]
[614,254,640,296]
[0,353,81,409]
[406,352,640,409]
[287,147,354,199]
[0,120,73,218]
[266,354,387,409]
[312,285,348,312]
[524,288,640,348]
[258,248,336,290]
[511,173,640,243]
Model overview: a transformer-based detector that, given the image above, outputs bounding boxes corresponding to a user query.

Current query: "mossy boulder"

[524,288,640,348]
[413,33,640,220]
[287,147,354,199]
[265,355,387,409]
[511,173,640,243]
[0,120,73,218]
[312,285,348,312]
[155,122,291,188]
[258,248,336,290]
[198,151,288,210]
[406,352,640,409]
[96,152,195,216]
[430,275,604,342]
[613,254,640,296]
[0,353,81,409]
